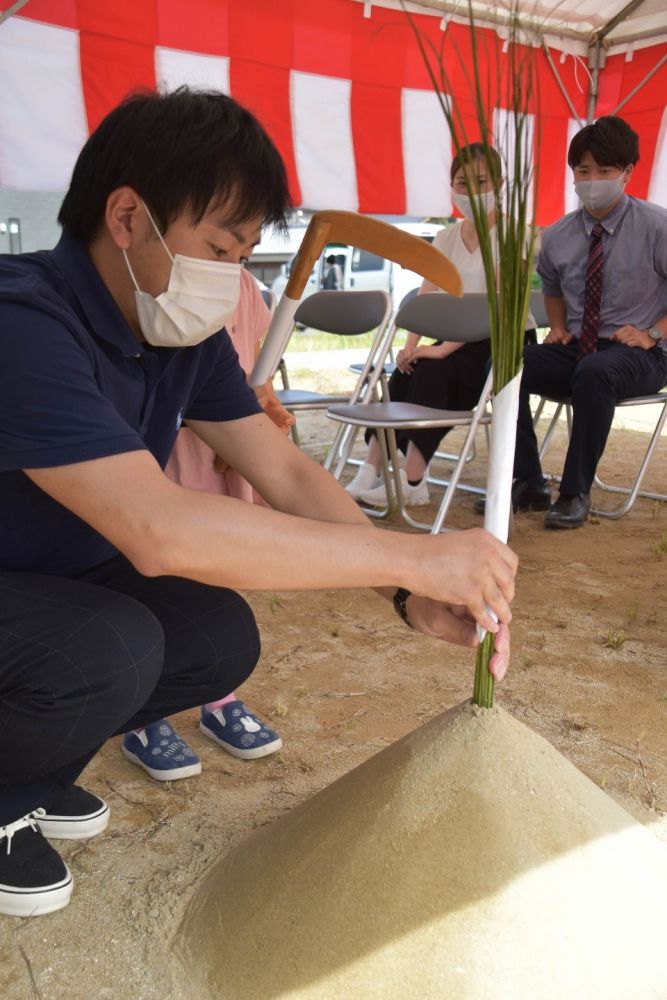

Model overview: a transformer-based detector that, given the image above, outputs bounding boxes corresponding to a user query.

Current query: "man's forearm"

[543,294,567,332]
[159,485,409,591]
[27,447,516,631]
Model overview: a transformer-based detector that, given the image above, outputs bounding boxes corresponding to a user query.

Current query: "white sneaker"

[357,469,430,508]
[344,462,382,499]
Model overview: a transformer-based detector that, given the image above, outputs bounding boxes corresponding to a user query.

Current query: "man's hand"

[543,326,573,345]
[408,527,517,635]
[610,325,655,349]
[405,597,511,681]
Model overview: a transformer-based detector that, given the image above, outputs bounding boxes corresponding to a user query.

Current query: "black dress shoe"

[544,492,591,530]
[473,477,551,515]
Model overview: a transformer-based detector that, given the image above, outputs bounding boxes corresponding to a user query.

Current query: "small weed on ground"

[650,536,667,561]
[600,627,627,651]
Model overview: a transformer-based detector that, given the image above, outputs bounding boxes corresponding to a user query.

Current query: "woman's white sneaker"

[356,469,430,507]
[344,462,382,499]
[0,810,73,917]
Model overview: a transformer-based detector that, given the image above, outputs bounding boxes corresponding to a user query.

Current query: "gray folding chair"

[274,289,393,449]
[536,389,667,518]
[328,287,420,478]
[327,292,494,533]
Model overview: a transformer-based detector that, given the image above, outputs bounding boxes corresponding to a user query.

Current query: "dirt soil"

[1,403,665,1000]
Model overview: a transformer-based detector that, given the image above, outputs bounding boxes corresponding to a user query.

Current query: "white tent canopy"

[370,0,667,54]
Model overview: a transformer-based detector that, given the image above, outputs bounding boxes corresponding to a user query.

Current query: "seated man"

[0,87,516,918]
[506,115,667,528]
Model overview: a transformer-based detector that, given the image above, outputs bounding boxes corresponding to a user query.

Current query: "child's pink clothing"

[165,268,270,503]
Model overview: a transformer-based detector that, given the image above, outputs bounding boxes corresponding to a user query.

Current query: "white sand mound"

[176,702,667,1000]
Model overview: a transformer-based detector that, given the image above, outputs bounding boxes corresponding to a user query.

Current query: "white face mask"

[451,189,496,220]
[123,203,242,348]
[574,175,626,213]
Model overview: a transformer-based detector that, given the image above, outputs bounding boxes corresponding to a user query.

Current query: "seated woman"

[121,269,295,781]
[346,143,535,507]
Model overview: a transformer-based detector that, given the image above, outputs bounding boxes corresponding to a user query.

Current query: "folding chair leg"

[277,357,290,390]
[325,423,360,476]
[590,401,667,518]
[289,417,301,447]
[357,427,395,521]
[426,427,486,497]
[537,402,565,463]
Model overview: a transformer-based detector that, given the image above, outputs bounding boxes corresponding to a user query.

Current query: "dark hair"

[568,116,639,171]
[450,143,502,184]
[59,87,291,245]
[326,254,337,264]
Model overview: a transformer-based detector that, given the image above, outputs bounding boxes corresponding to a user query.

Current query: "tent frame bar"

[541,41,585,128]
[0,0,30,27]
[611,50,667,114]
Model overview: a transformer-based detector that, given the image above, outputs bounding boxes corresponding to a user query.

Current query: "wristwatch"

[393,588,414,629]
[648,325,663,343]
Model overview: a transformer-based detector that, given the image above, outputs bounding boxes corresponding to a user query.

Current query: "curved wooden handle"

[285,210,463,300]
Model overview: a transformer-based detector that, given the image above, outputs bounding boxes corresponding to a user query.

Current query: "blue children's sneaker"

[200,702,283,760]
[121,720,202,781]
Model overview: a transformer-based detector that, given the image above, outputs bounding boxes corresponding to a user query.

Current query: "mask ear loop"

[122,249,142,293]
[122,200,175,294]
[141,200,175,264]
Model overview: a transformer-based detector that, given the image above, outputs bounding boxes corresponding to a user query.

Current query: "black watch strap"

[393,588,414,629]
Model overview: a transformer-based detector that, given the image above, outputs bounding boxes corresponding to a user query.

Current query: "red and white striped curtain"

[1,0,665,225]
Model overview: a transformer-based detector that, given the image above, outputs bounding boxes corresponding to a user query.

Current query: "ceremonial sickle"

[249,210,463,386]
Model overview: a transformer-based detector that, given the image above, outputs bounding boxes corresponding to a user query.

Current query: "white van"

[271,221,441,309]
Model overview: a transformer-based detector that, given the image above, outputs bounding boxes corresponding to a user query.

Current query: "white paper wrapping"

[249,295,300,386]
[484,369,522,542]
[477,368,522,641]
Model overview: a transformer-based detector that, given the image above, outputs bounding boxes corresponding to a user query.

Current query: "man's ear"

[105,187,144,250]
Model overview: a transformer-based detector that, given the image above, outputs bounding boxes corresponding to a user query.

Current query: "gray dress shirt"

[537,195,667,354]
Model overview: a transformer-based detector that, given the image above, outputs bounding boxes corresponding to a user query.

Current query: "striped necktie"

[577,222,604,360]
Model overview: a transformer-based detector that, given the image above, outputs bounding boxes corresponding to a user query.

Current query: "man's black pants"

[514,341,667,495]
[0,555,260,825]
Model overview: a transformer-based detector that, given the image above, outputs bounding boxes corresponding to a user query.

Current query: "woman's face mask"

[451,189,496,220]
[123,203,242,349]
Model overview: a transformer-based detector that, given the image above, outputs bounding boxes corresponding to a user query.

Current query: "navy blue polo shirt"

[0,232,262,577]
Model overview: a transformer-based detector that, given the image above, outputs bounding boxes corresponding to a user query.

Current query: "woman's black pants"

[0,555,260,825]
[365,339,492,465]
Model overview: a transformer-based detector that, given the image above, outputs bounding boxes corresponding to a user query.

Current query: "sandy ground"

[1,382,665,1000]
